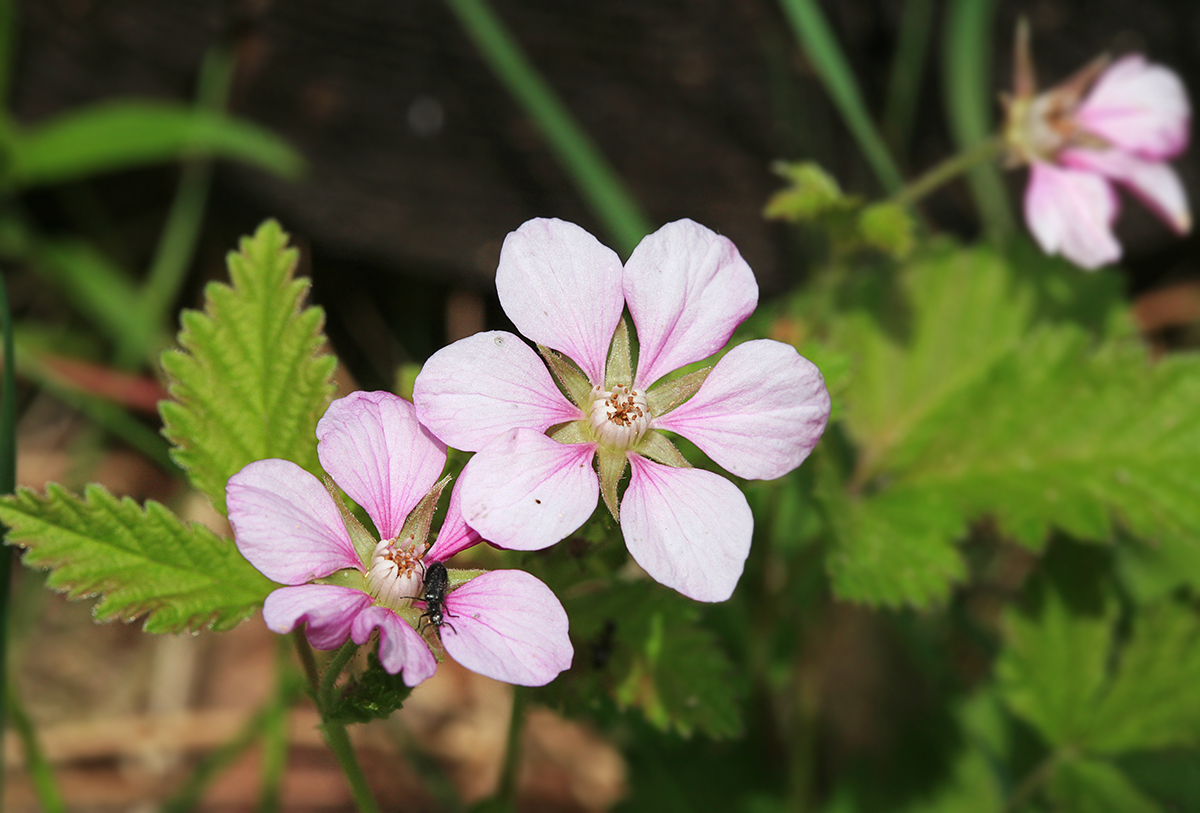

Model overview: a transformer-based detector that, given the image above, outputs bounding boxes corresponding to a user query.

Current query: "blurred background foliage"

[5,0,1200,811]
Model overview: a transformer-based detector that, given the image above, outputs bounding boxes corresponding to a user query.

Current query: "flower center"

[366,537,425,612]
[588,383,650,450]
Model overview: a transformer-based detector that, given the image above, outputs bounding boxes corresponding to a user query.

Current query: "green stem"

[291,628,321,692]
[0,271,15,807]
[308,641,381,813]
[495,686,527,809]
[443,0,652,255]
[7,682,66,812]
[892,136,1004,207]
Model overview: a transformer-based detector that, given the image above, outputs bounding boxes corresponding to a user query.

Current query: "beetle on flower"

[226,390,573,687]
[414,218,831,603]
[1003,21,1191,269]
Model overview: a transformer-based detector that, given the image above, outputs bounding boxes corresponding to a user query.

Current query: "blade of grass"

[7,682,66,813]
[779,0,905,194]
[443,0,652,255]
[883,0,935,156]
[116,46,238,366]
[942,0,1013,241]
[0,271,15,807]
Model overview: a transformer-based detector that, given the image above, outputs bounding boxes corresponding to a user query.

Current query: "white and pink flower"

[413,218,831,603]
[226,390,573,687]
[1004,25,1191,269]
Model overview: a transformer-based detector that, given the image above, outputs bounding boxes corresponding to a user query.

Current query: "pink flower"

[413,219,831,603]
[226,390,574,687]
[1004,25,1191,269]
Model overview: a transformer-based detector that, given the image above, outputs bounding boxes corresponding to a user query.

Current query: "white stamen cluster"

[367,537,425,611]
[588,383,650,450]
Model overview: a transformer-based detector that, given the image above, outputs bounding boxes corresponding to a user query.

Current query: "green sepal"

[645,367,711,418]
[396,474,453,551]
[635,431,691,469]
[597,447,628,520]
[604,317,633,390]
[447,567,486,589]
[538,344,592,407]
[324,651,415,725]
[323,474,376,566]
[548,420,592,445]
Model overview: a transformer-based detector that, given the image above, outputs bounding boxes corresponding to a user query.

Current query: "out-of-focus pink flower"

[1004,25,1191,269]
[226,390,573,687]
[413,218,831,603]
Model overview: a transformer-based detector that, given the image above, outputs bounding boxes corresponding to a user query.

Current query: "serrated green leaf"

[0,483,273,632]
[997,565,1116,748]
[10,101,303,188]
[159,220,336,514]
[1085,602,1200,753]
[823,485,967,608]
[1047,758,1162,813]
[549,582,742,739]
[824,242,1200,609]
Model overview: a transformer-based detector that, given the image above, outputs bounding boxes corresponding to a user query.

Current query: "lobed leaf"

[159,220,336,514]
[0,483,273,633]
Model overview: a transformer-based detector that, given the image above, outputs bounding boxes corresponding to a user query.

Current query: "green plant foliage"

[0,483,273,633]
[159,220,337,514]
[550,581,742,739]
[325,653,414,725]
[856,202,915,259]
[999,552,1200,770]
[1047,757,1162,813]
[822,242,1200,606]
[8,101,303,188]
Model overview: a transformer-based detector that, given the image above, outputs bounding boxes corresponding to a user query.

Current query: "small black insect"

[417,561,457,636]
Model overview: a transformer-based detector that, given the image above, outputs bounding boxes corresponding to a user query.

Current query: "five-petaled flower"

[226,390,574,687]
[413,218,831,603]
[1003,22,1191,269]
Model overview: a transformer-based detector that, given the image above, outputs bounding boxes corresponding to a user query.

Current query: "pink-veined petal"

[1024,162,1121,270]
[262,584,372,650]
[317,391,447,540]
[351,605,438,685]
[495,218,624,385]
[652,340,831,480]
[440,570,573,686]
[621,456,753,602]
[426,478,484,562]
[1076,55,1190,159]
[1062,147,1191,234]
[227,458,362,584]
[457,428,599,551]
[624,220,758,390]
[414,331,581,452]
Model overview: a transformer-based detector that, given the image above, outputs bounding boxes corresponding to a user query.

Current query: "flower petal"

[316,391,447,540]
[426,478,484,562]
[263,584,372,650]
[440,570,573,686]
[495,218,625,385]
[1062,147,1191,234]
[621,456,753,602]
[227,458,362,584]
[624,220,758,390]
[414,331,581,452]
[652,340,831,480]
[457,428,599,551]
[1076,55,1190,159]
[351,606,438,685]
[1024,162,1121,269]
